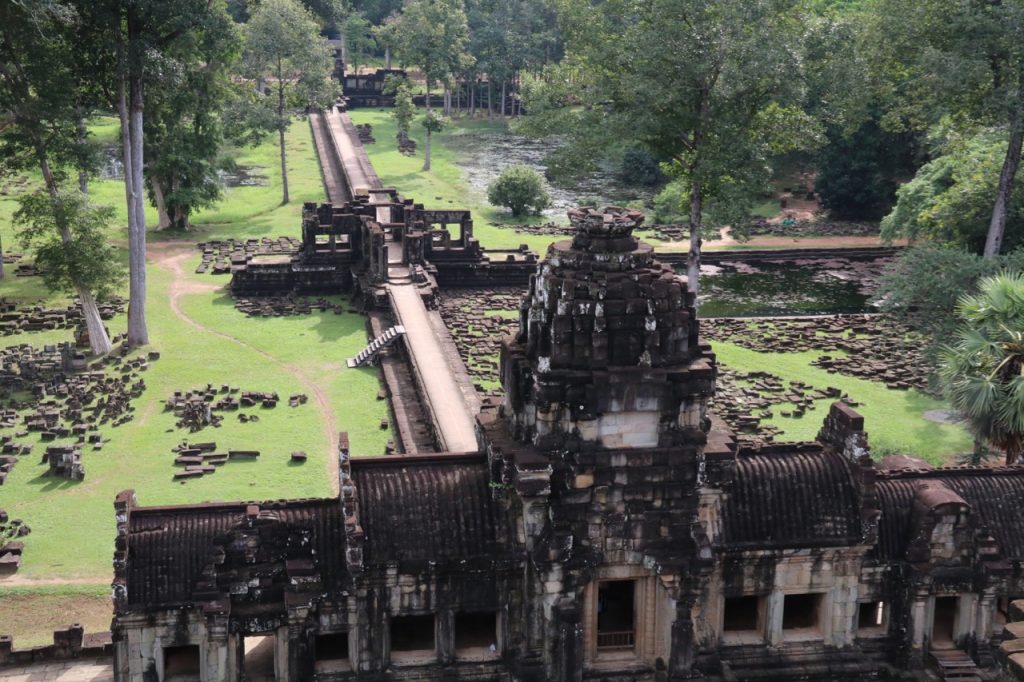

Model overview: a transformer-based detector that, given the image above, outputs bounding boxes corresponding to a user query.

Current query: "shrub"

[487,165,551,216]
[652,179,689,224]
[618,147,663,186]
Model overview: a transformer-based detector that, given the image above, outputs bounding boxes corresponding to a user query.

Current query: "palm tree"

[939,273,1024,464]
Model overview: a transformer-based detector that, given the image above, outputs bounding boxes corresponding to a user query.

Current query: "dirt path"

[152,243,340,493]
[661,229,907,251]
[0,575,109,587]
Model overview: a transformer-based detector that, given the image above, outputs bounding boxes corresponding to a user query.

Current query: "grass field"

[0,116,390,645]
[713,342,971,463]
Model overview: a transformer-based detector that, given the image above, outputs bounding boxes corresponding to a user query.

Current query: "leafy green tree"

[816,115,919,221]
[876,246,1024,361]
[868,0,1024,257]
[0,0,115,355]
[343,12,377,75]
[881,131,1024,252]
[14,192,126,312]
[243,0,339,204]
[144,6,241,230]
[376,0,473,115]
[940,273,1024,463]
[487,165,551,216]
[518,0,821,304]
[384,74,416,137]
[420,109,446,171]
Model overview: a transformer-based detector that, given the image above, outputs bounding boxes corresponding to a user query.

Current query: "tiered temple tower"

[480,206,719,680]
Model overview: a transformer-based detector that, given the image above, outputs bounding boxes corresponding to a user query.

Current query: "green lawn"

[0,117,389,631]
[713,341,972,464]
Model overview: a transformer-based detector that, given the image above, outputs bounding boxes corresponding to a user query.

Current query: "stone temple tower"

[502,205,714,449]
[480,206,719,681]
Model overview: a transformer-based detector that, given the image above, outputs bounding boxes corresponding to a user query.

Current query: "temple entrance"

[242,635,277,682]
[163,644,200,681]
[596,581,636,650]
[931,597,958,648]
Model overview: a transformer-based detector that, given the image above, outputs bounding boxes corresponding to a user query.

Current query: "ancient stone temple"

[112,207,1024,681]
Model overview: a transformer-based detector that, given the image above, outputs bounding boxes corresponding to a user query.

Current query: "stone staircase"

[347,325,406,368]
[930,648,983,682]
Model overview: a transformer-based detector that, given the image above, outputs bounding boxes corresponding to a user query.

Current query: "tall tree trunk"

[443,82,451,116]
[277,63,289,205]
[984,100,1023,257]
[76,115,88,194]
[423,128,432,171]
[512,73,518,116]
[152,178,172,229]
[339,32,347,71]
[423,83,432,171]
[688,176,702,305]
[34,145,112,356]
[127,68,149,347]
[469,81,475,118]
[487,81,493,121]
[384,46,391,70]
[500,80,506,117]
[0,233,5,281]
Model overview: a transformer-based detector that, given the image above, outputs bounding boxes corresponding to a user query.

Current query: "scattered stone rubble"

[746,218,880,238]
[232,294,350,317]
[0,343,150,484]
[396,130,417,155]
[0,510,29,575]
[195,236,300,275]
[1,252,45,278]
[43,443,84,480]
[168,439,298,480]
[702,315,930,390]
[711,366,848,448]
[439,287,520,398]
[355,123,375,144]
[165,385,303,433]
[0,297,125,336]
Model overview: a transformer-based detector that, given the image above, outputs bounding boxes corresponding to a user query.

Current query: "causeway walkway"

[312,110,479,453]
[0,658,113,681]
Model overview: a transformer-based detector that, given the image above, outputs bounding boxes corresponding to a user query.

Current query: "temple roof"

[875,466,1024,561]
[124,497,346,609]
[350,454,512,566]
[721,446,864,549]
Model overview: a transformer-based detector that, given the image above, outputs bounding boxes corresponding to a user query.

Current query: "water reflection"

[447,130,655,218]
[694,258,887,317]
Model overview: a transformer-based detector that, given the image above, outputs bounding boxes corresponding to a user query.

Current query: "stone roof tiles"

[124,497,345,610]
[722,446,864,549]
[350,454,512,567]
[875,466,1024,561]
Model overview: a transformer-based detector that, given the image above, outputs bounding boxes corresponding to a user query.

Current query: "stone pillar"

[286,617,314,682]
[668,595,699,679]
[554,597,583,682]
[437,609,455,666]
[269,626,288,681]
[206,614,231,682]
[907,588,930,669]
[765,591,785,648]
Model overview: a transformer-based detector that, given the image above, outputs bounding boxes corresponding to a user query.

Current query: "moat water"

[447,129,657,220]
[694,258,884,318]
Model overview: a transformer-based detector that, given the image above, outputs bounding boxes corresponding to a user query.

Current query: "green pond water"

[693,260,879,318]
